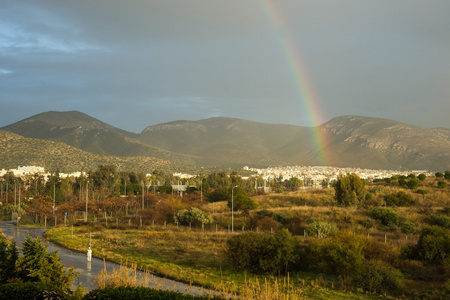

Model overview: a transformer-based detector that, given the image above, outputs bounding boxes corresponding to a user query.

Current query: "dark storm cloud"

[1,0,449,132]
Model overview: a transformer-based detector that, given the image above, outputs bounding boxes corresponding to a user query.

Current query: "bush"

[224,229,297,274]
[406,178,421,190]
[418,174,426,181]
[383,191,413,207]
[0,281,69,299]
[174,207,213,226]
[415,226,450,264]
[438,181,448,189]
[371,207,400,226]
[401,221,416,234]
[354,260,405,295]
[430,214,450,229]
[308,232,404,294]
[362,218,374,229]
[306,221,336,239]
[83,286,225,300]
[334,173,366,206]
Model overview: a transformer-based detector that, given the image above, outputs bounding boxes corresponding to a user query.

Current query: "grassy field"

[43,178,449,298]
[45,224,379,299]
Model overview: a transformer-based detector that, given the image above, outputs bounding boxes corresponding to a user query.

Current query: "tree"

[445,170,450,180]
[284,177,302,191]
[0,235,19,283]
[91,164,120,198]
[8,236,78,289]
[227,187,257,211]
[334,173,366,206]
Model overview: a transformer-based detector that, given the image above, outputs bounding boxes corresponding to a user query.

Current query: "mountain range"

[1,111,449,172]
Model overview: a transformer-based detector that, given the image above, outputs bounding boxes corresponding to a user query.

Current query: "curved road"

[0,222,214,296]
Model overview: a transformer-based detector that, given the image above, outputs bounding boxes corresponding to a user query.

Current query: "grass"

[42,178,449,298]
[45,225,377,299]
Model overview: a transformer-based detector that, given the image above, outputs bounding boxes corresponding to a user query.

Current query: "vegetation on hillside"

[1,167,450,299]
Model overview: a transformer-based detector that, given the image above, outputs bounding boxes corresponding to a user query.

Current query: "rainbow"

[259,0,332,166]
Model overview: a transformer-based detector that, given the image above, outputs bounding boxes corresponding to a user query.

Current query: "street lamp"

[231,185,238,233]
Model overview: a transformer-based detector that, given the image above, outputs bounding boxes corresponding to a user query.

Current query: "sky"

[1,0,450,133]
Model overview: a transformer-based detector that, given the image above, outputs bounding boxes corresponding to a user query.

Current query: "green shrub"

[430,214,450,228]
[334,173,366,206]
[0,281,69,299]
[306,221,336,239]
[383,191,413,207]
[406,178,421,190]
[362,218,374,229]
[354,260,405,295]
[308,231,404,294]
[401,221,416,234]
[415,226,450,264]
[83,286,225,300]
[438,181,448,189]
[224,229,297,274]
[371,207,400,226]
[174,207,213,226]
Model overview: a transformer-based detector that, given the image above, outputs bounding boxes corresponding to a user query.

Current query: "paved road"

[0,222,214,296]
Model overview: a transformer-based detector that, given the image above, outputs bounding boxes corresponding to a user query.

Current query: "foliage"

[226,187,257,211]
[308,231,404,294]
[224,229,297,274]
[445,170,450,180]
[0,281,71,300]
[438,181,448,189]
[400,221,416,234]
[383,191,413,207]
[371,207,400,226]
[430,214,450,228]
[306,221,336,239]
[15,236,77,289]
[414,226,450,264]
[174,207,213,226]
[0,234,19,283]
[207,187,228,203]
[353,260,405,295]
[334,173,366,206]
[417,174,426,181]
[83,286,225,300]
[406,178,421,189]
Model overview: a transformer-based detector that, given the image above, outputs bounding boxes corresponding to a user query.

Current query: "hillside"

[1,111,200,166]
[140,115,450,170]
[0,130,192,173]
[2,111,450,171]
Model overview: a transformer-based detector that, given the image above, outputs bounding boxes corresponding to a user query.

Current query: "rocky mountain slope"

[2,111,449,171]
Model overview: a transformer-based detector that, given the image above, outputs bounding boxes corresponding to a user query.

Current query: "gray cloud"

[1,0,449,132]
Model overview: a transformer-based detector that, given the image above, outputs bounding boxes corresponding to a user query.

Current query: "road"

[0,221,215,296]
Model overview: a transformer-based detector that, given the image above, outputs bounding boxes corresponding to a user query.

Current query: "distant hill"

[2,111,449,171]
[0,130,191,173]
[1,111,200,166]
